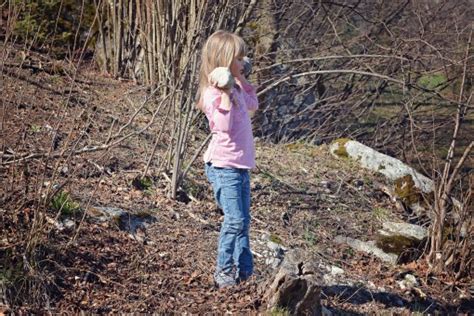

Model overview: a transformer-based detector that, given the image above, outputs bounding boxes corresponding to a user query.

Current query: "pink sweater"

[202,81,259,169]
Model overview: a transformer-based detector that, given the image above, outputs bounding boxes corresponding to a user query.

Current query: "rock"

[265,257,283,269]
[319,180,330,188]
[330,265,344,275]
[404,274,418,286]
[379,221,428,241]
[375,235,422,258]
[263,249,322,315]
[322,264,347,287]
[330,139,433,193]
[45,216,76,231]
[63,219,76,230]
[87,206,157,236]
[267,240,282,252]
[334,235,398,264]
[60,166,69,175]
[375,222,427,263]
[260,234,287,269]
[397,274,418,290]
[328,139,462,219]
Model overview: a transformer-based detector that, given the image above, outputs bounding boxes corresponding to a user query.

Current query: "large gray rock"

[334,235,398,264]
[329,139,433,193]
[263,249,322,315]
[379,221,428,241]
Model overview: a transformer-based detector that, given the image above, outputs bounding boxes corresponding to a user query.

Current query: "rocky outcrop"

[329,139,436,217]
[379,221,428,241]
[334,235,399,265]
[330,139,433,193]
[334,221,428,265]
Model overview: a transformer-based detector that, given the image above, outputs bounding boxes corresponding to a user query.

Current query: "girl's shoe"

[214,271,236,289]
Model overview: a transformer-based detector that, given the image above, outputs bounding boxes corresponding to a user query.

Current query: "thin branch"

[257,69,405,96]
[256,54,411,72]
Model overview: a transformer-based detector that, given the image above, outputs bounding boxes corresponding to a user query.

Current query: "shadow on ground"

[323,285,473,314]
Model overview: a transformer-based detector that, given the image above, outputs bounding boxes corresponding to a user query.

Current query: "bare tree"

[94,0,255,198]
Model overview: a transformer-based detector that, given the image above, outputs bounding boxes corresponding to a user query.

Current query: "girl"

[198,30,258,288]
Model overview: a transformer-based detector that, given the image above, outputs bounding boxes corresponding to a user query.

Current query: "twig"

[179,133,212,184]
[256,54,411,72]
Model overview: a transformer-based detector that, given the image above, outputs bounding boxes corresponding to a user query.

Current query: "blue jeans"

[205,163,253,281]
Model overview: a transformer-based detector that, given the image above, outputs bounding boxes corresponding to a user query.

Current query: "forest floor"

[1,48,472,314]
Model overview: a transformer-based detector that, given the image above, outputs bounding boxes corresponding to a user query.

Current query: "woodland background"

[0,0,472,313]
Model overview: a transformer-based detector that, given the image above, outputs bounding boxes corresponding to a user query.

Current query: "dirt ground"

[1,49,472,314]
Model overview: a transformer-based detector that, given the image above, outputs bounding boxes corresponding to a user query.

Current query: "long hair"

[197,30,247,110]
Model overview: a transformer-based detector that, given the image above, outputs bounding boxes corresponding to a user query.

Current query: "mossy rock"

[330,138,351,158]
[375,235,421,255]
[394,175,421,205]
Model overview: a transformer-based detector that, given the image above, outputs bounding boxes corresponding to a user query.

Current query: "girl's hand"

[235,74,249,86]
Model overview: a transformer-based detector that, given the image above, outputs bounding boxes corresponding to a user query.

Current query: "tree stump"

[263,249,322,315]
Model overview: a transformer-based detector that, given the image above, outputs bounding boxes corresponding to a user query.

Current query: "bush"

[11,0,96,54]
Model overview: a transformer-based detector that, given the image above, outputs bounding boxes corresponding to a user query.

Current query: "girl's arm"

[205,88,233,132]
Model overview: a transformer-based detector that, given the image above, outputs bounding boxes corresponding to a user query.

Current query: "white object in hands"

[209,67,235,90]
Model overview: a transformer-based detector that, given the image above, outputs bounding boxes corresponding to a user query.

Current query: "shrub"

[10,0,96,54]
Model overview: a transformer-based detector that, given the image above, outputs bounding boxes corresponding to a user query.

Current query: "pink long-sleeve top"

[202,81,259,169]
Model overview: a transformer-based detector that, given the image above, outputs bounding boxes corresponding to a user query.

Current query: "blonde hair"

[197,30,247,110]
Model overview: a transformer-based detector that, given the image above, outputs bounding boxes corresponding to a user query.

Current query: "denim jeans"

[205,163,253,282]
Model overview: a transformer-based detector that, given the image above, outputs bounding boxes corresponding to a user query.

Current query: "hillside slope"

[1,52,472,314]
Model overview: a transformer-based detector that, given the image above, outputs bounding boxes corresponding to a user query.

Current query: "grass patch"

[303,228,318,246]
[269,306,290,316]
[269,233,283,245]
[394,175,420,205]
[29,124,41,133]
[331,138,351,158]
[132,176,153,191]
[418,73,447,90]
[50,191,80,216]
[373,207,390,221]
